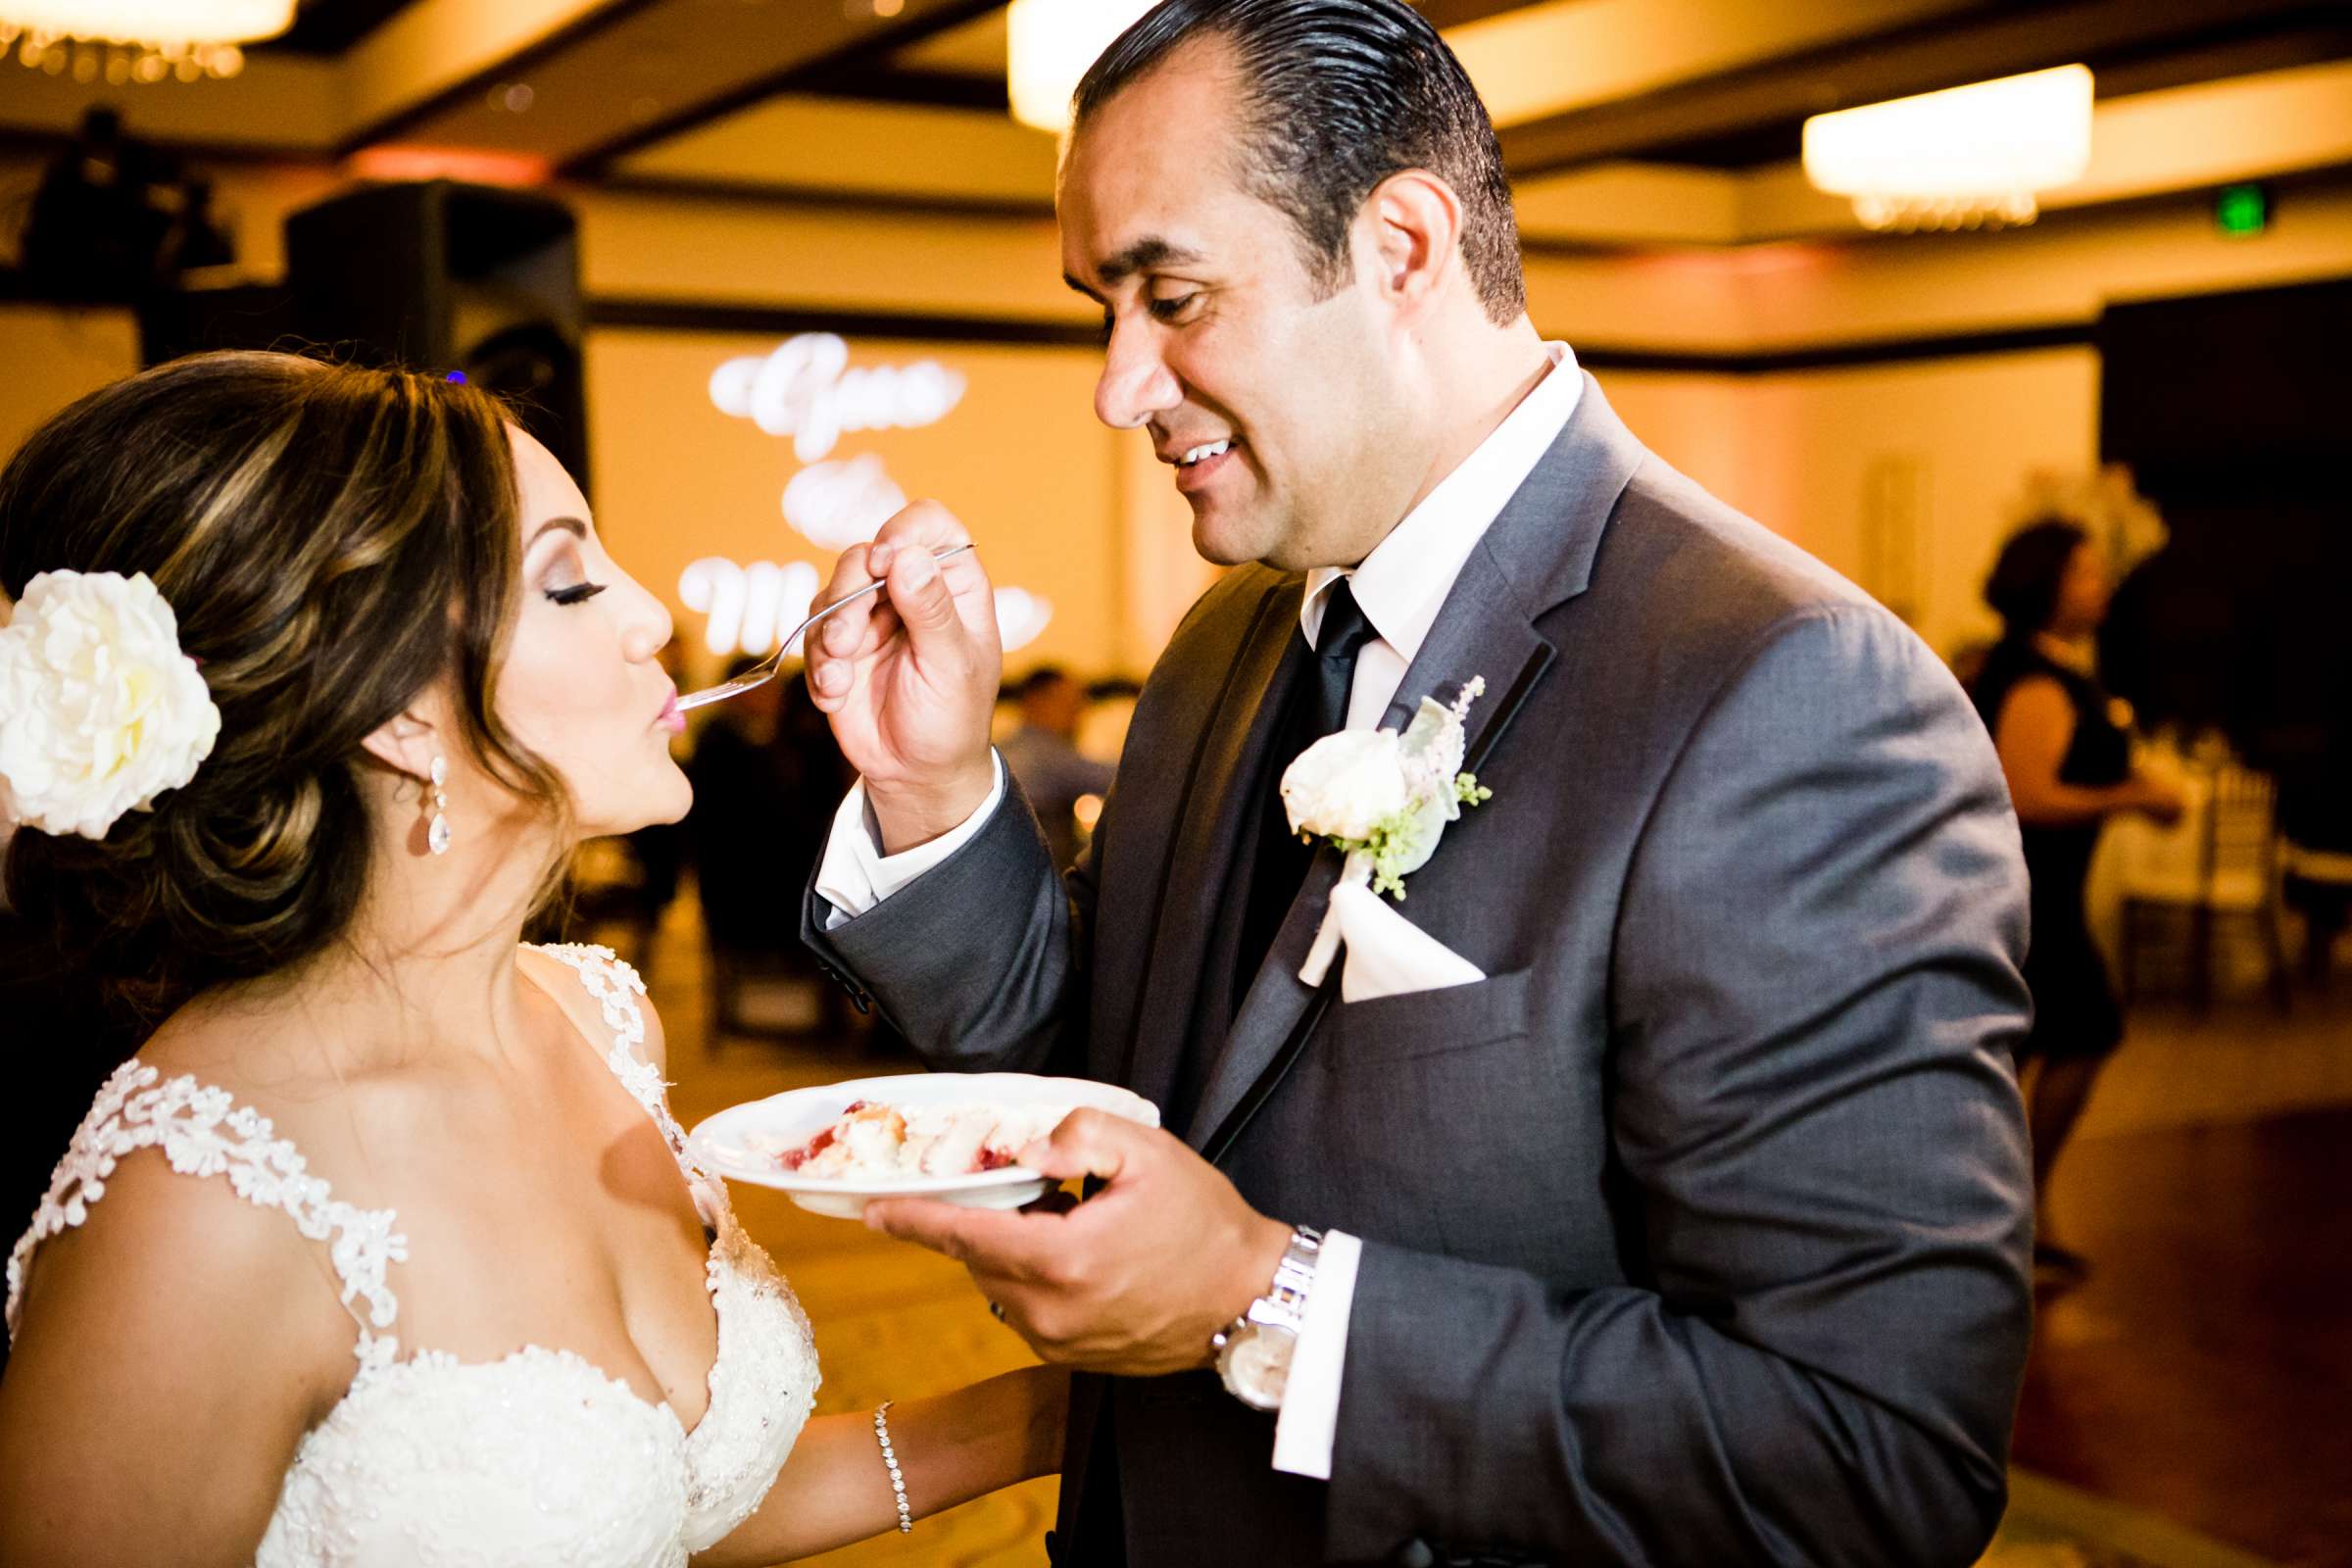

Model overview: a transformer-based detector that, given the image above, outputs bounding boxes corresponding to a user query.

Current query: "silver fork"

[673,543,975,712]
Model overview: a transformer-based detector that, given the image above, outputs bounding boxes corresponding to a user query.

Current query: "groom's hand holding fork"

[808,504,1288,1376]
[804,500,1003,855]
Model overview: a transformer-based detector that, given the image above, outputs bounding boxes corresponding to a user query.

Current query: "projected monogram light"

[709,334,960,548]
[783,454,906,552]
[679,558,1053,660]
[710,334,965,463]
[693,333,1050,660]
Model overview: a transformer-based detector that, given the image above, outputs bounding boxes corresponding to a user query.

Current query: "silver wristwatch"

[1212,1225,1322,1411]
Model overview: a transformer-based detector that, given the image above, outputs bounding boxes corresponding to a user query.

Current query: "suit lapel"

[1183,546,1553,1153]
[1186,372,1650,1158]
[1120,578,1306,1117]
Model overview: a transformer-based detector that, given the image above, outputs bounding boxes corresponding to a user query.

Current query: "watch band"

[1250,1225,1324,1331]
[1213,1223,1326,1408]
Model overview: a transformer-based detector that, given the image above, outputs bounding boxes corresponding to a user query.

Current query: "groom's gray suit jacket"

[807,378,2035,1567]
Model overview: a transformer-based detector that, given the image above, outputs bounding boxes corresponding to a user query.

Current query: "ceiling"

[8,0,2351,247]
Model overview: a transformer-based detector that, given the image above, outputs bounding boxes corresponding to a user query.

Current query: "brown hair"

[1984,517,2090,637]
[0,351,569,1027]
[1076,0,1526,325]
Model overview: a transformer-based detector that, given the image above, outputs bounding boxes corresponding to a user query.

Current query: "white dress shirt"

[815,343,1584,1482]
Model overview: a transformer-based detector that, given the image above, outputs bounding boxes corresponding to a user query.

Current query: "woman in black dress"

[1971,520,2185,1283]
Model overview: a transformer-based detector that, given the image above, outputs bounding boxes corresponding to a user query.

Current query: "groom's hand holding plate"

[690,1072,1153,1219]
[864,1109,1294,1379]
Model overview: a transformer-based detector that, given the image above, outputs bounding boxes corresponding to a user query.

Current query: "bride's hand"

[805,501,1002,853]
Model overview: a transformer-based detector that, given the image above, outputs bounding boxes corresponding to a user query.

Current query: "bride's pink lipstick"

[657,689,684,736]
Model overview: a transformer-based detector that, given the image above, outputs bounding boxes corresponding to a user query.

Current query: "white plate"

[688,1072,1160,1219]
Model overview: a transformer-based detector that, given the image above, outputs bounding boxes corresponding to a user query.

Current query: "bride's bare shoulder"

[25,995,363,1308]
[515,943,671,1076]
[137,982,328,1089]
[2,1071,345,1562]
[8,1037,359,1423]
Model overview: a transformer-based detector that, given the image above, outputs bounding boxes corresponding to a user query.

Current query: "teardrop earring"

[426,756,452,856]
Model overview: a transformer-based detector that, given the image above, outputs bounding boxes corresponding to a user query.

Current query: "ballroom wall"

[1596,351,2101,658]
[3,150,2347,674]
[584,329,1131,679]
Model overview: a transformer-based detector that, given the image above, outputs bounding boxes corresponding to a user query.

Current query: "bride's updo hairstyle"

[0,351,568,1025]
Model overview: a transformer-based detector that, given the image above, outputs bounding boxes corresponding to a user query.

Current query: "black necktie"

[1233,579,1377,1007]
[1306,578,1378,740]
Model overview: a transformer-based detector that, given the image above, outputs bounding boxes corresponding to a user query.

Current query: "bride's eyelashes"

[545,581,609,607]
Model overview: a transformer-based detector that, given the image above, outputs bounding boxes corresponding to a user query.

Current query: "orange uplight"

[344,145,552,187]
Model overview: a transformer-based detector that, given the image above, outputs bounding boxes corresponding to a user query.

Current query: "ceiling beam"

[1497,0,2336,178]
[336,0,662,154]
[559,0,1011,175]
[814,66,1010,113]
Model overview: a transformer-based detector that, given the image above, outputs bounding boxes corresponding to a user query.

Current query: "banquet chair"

[2120,761,2292,1014]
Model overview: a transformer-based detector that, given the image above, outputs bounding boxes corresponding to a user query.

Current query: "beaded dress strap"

[531,944,708,1182]
[5,1059,409,1371]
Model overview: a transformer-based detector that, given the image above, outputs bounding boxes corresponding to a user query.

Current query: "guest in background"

[1971,519,2187,1285]
[687,653,855,1036]
[996,666,1117,872]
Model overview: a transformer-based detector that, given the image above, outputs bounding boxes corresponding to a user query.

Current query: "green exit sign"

[2215,183,2269,236]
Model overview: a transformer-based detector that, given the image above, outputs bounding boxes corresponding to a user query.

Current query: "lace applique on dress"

[529,943,822,1550]
[6,947,820,1566]
[5,1057,408,1370]
[533,944,710,1178]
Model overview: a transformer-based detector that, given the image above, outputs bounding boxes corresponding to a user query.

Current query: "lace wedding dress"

[5,945,821,1567]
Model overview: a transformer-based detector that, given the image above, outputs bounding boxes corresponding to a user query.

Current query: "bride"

[0,351,1062,1564]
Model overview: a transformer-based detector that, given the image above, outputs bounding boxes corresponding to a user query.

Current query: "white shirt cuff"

[1270,1228,1362,1481]
[813,753,1005,930]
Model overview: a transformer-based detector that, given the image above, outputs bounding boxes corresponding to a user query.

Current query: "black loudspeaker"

[283,180,590,490]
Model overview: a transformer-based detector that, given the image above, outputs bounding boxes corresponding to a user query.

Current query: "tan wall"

[1598,350,2101,661]
[1744,350,2102,660]
[21,151,2343,349]
[1725,181,2352,349]
[0,308,1179,682]
[584,329,1136,684]
[2,153,2345,677]
[0,305,142,472]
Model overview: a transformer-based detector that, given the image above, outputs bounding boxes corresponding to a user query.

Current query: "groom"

[802,1,2035,1562]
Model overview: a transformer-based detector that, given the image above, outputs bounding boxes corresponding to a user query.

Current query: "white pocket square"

[1304,880,1486,1004]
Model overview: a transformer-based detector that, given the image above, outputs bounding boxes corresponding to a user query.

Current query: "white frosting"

[787,1102,1071,1179]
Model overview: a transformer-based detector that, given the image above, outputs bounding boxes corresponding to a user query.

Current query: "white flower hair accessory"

[0,569,221,840]
[1281,677,1494,986]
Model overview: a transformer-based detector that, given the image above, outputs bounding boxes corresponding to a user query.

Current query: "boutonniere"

[1280,676,1494,899]
[1281,678,1494,986]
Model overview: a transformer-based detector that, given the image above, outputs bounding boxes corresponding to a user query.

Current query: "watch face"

[1219,1324,1297,1409]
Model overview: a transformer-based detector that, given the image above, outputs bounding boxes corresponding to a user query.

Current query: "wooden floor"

[640,906,2352,1567]
[2011,990,2352,1568]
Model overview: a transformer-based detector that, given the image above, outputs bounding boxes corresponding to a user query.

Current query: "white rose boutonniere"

[0,569,221,840]
[1280,677,1494,985]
